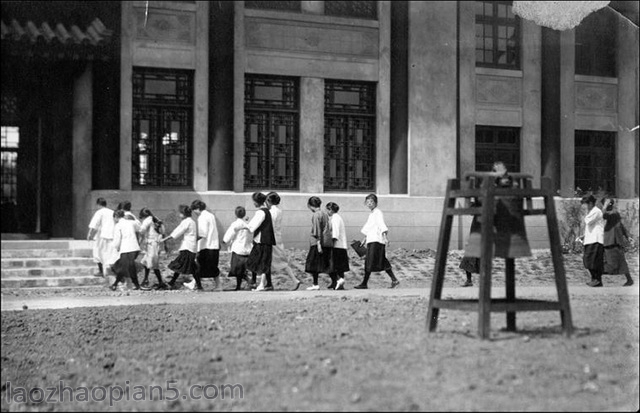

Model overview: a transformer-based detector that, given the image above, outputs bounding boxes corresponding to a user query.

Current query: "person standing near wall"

[160,204,198,290]
[601,198,634,286]
[326,201,349,290]
[87,197,115,277]
[243,192,276,292]
[354,194,400,290]
[266,192,302,291]
[138,207,167,290]
[578,195,605,287]
[190,200,222,291]
[304,196,333,291]
[110,209,146,291]
[222,206,253,290]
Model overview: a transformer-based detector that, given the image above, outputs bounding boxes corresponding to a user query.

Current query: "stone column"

[616,16,639,198]
[408,1,457,196]
[458,1,476,178]
[299,77,325,193]
[541,28,562,192]
[120,1,134,191]
[521,21,542,187]
[72,63,93,239]
[301,1,324,14]
[376,0,391,195]
[233,1,247,192]
[559,30,576,197]
[193,1,209,192]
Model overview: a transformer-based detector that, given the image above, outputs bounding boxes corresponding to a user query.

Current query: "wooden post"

[478,177,495,339]
[505,258,516,331]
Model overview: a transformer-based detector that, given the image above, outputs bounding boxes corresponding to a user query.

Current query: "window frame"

[574,130,616,195]
[475,1,521,70]
[131,67,194,189]
[475,125,521,173]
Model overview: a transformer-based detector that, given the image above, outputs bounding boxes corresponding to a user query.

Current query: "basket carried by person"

[350,240,367,258]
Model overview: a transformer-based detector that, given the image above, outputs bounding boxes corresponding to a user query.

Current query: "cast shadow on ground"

[427,325,601,341]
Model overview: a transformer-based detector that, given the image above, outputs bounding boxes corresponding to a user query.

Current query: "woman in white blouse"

[160,205,198,289]
[579,195,605,287]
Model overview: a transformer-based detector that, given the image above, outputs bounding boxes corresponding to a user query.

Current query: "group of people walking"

[87,192,400,292]
[579,195,634,287]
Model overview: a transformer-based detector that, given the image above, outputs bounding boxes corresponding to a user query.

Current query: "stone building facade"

[2,1,638,250]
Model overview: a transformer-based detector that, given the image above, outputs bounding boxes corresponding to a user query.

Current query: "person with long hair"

[304,196,333,291]
[190,200,222,291]
[601,197,634,286]
[243,192,276,291]
[578,195,605,287]
[138,207,167,290]
[110,209,146,291]
[326,201,349,290]
[160,205,198,290]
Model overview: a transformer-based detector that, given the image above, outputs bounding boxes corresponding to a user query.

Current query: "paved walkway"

[2,285,637,312]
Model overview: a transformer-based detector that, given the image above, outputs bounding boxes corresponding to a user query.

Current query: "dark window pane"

[325,1,377,20]
[574,130,616,194]
[475,1,520,69]
[575,10,616,77]
[475,125,520,173]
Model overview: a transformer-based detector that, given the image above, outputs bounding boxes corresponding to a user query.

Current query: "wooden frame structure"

[427,173,573,339]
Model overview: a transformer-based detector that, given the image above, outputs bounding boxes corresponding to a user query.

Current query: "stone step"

[1,239,92,250]
[1,249,93,259]
[1,266,99,278]
[2,258,95,268]
[1,276,107,289]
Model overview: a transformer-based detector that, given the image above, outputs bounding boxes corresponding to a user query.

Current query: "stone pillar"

[521,21,542,187]
[616,16,639,198]
[193,1,209,192]
[408,1,457,196]
[559,30,576,197]
[120,1,134,191]
[389,1,408,194]
[376,0,391,195]
[299,77,325,193]
[301,1,324,14]
[233,1,247,192]
[72,63,93,239]
[541,28,562,192]
[458,1,476,178]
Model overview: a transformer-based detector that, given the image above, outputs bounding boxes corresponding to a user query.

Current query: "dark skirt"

[330,247,350,273]
[247,243,273,275]
[305,245,332,274]
[168,250,197,275]
[228,252,249,278]
[459,256,480,274]
[583,243,604,272]
[604,245,630,275]
[365,242,392,273]
[112,251,140,281]
[197,248,221,278]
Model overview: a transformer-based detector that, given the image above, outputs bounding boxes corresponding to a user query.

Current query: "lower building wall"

[86,191,639,252]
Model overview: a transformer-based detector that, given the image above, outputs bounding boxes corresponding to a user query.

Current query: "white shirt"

[112,219,141,254]
[331,213,348,249]
[170,218,198,253]
[140,216,163,243]
[196,209,220,251]
[361,207,389,245]
[223,218,253,256]
[247,209,267,243]
[88,207,115,240]
[584,207,604,245]
[270,205,285,246]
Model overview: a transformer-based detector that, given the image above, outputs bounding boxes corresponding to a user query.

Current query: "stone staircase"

[1,240,107,290]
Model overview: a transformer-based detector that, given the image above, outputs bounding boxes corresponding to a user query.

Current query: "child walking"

[138,207,167,290]
[601,198,634,286]
[110,209,146,291]
[326,202,349,290]
[267,192,302,291]
[244,192,276,292]
[160,205,198,290]
[223,206,254,290]
[354,194,399,289]
[578,195,605,287]
[304,196,333,291]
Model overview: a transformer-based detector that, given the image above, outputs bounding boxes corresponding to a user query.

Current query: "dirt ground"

[1,250,639,411]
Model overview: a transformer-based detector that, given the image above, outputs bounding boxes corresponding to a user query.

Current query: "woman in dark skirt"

[601,198,633,286]
[326,202,349,290]
[579,195,605,287]
[304,196,333,290]
[244,192,276,292]
[160,205,198,289]
[354,194,399,289]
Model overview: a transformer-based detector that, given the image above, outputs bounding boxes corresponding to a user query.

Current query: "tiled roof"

[1,17,113,45]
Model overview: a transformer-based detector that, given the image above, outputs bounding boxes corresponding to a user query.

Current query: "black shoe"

[328,284,336,290]
[587,280,603,287]
[167,282,176,290]
[462,280,473,287]
[141,280,149,287]
[153,283,168,290]
[390,280,400,289]
[109,284,118,291]
[336,285,345,290]
[623,279,634,287]
[354,284,368,289]
[264,286,274,291]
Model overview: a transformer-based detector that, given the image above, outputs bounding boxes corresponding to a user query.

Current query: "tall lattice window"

[324,80,376,192]
[475,1,520,69]
[575,10,616,77]
[244,75,299,190]
[575,130,616,194]
[132,68,193,188]
[475,126,520,172]
[1,126,19,205]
